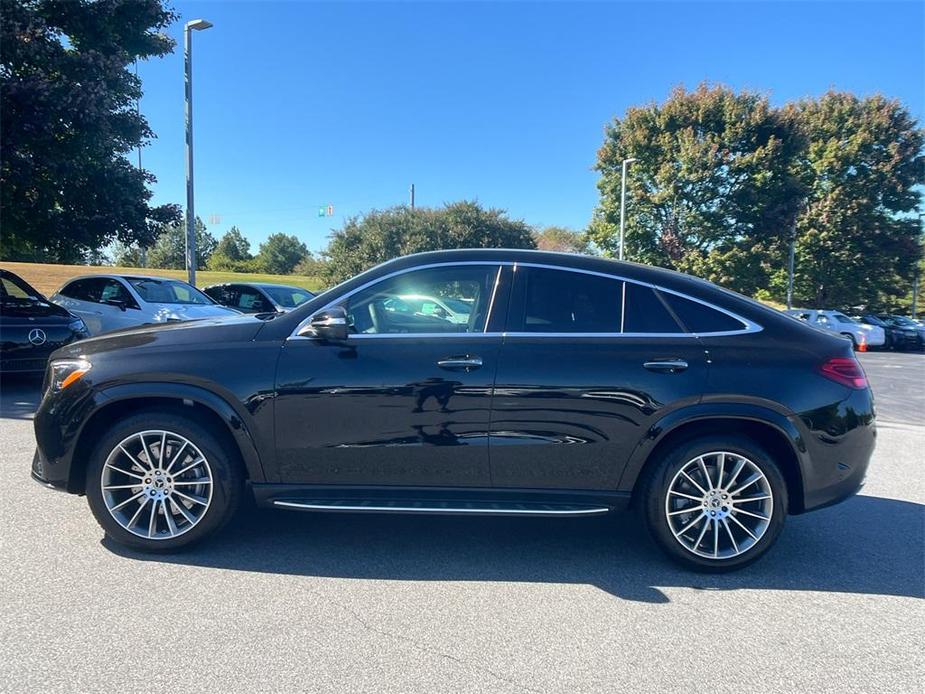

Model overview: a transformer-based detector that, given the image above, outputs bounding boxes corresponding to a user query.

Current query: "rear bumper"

[797,387,876,513]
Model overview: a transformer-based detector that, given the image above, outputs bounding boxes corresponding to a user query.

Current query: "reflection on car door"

[273,263,506,486]
[489,266,709,490]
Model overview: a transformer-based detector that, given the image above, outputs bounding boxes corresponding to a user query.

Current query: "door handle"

[437,356,483,372]
[643,359,688,373]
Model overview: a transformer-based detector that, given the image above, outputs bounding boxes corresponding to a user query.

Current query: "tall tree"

[214,226,252,262]
[256,233,309,274]
[323,201,536,284]
[591,84,804,296]
[534,226,591,254]
[147,218,216,270]
[773,92,924,307]
[0,0,180,263]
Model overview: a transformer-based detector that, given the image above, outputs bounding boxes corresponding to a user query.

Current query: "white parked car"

[51,274,239,336]
[785,309,885,348]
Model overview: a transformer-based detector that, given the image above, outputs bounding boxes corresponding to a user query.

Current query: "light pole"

[184,18,212,286]
[618,158,637,261]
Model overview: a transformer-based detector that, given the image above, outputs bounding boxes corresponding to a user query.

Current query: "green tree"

[0,0,180,263]
[256,233,309,274]
[534,226,591,254]
[111,242,145,268]
[591,84,804,296]
[323,201,536,284]
[147,218,216,270]
[215,226,251,262]
[208,226,254,271]
[770,92,924,308]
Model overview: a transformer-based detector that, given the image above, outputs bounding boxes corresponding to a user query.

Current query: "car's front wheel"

[642,435,787,572]
[85,410,243,552]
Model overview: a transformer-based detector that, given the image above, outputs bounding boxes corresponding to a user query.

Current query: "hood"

[0,297,76,324]
[53,313,271,360]
[147,303,240,322]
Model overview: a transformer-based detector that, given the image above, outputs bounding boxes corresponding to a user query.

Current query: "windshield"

[128,278,214,305]
[1,274,43,301]
[261,285,313,308]
[889,316,918,327]
[442,297,472,314]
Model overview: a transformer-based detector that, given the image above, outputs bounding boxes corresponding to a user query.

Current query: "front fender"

[91,382,268,483]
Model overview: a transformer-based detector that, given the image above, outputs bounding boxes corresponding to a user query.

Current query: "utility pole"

[619,158,636,261]
[409,184,415,210]
[184,18,212,286]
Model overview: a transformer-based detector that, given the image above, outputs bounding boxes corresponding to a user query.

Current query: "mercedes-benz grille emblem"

[28,328,47,346]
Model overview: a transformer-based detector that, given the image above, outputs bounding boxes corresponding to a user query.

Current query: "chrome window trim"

[288,260,762,340]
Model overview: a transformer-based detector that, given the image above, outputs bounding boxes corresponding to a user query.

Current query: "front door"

[274,263,504,487]
[489,265,709,490]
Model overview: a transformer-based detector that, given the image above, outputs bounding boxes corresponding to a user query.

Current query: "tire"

[85,410,244,552]
[640,435,788,572]
[840,333,858,350]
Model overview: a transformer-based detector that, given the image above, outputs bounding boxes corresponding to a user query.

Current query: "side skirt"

[250,484,631,517]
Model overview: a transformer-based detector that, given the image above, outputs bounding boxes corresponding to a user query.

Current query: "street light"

[184,18,212,285]
[619,158,637,261]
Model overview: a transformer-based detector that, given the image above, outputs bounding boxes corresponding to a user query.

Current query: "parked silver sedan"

[785,309,886,348]
[51,274,239,335]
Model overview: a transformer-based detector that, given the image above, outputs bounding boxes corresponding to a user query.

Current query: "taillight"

[820,357,868,389]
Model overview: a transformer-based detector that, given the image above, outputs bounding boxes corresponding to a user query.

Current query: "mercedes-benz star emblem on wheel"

[28,328,47,346]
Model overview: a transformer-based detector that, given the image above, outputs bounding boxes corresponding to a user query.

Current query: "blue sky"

[137,1,925,254]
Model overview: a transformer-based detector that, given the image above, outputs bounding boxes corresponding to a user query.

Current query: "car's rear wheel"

[85,411,243,552]
[642,435,787,572]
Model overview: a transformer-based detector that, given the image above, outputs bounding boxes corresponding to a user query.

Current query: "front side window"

[344,265,498,335]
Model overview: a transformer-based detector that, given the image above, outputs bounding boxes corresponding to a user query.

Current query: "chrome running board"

[272,499,611,517]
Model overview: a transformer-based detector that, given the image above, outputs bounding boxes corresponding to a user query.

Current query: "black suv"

[32,250,875,571]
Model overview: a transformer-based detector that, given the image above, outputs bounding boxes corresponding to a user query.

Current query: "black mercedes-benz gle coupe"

[32,250,875,571]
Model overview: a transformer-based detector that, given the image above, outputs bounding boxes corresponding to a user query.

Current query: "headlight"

[68,318,89,336]
[47,359,92,393]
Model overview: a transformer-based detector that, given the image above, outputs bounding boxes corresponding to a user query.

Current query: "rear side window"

[519,267,622,333]
[622,283,682,333]
[661,292,746,333]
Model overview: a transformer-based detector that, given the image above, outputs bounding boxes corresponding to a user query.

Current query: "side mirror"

[299,306,348,341]
[103,299,127,312]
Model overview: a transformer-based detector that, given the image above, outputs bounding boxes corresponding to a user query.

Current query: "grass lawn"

[0,261,325,298]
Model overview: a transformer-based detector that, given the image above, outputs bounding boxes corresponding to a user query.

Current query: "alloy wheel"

[100,430,213,540]
[664,451,774,560]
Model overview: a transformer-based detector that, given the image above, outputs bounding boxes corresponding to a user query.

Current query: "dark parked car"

[858,314,920,351]
[202,282,314,314]
[0,268,89,373]
[32,250,875,571]
[875,314,925,350]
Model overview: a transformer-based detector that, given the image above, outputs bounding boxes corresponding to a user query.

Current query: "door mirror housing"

[102,298,127,311]
[300,306,348,341]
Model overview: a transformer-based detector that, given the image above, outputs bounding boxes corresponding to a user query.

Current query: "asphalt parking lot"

[0,352,922,693]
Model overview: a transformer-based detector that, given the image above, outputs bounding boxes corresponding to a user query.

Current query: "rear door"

[54,278,107,334]
[489,265,709,490]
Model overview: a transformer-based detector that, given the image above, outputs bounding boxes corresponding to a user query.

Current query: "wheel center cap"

[703,490,731,519]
